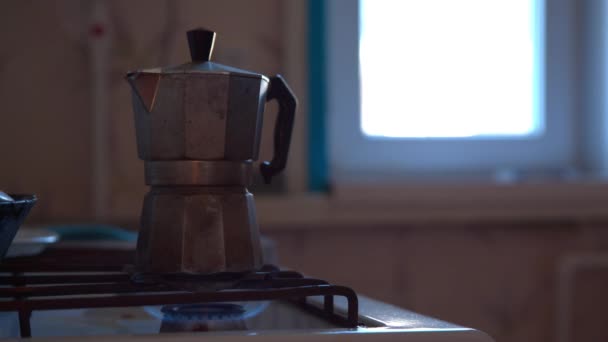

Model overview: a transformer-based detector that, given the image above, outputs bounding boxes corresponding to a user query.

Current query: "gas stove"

[0,246,494,341]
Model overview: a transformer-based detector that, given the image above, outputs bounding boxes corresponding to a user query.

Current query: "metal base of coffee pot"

[136,184,263,274]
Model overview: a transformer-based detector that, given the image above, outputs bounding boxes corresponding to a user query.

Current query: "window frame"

[252,0,608,228]
[326,0,580,184]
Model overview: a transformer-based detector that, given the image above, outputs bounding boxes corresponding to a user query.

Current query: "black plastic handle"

[260,75,297,184]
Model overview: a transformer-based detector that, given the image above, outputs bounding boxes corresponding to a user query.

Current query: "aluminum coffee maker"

[126,29,296,274]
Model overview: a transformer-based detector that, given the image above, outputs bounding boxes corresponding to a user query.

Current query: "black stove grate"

[0,248,359,338]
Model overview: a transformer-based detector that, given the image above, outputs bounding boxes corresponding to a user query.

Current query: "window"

[326,0,585,184]
[360,0,542,138]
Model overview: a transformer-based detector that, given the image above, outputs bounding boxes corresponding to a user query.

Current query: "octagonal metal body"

[128,72,269,161]
[136,186,263,274]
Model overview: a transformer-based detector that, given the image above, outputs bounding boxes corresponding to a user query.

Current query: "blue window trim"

[307,0,329,191]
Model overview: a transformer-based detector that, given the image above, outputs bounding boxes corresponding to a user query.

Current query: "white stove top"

[0,237,494,341]
[0,294,494,341]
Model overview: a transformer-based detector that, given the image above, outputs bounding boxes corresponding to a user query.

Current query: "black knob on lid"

[187,28,216,62]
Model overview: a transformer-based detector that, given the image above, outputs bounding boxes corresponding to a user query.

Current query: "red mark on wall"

[90,23,105,38]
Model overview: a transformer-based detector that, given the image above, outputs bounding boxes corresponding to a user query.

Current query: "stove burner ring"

[161,303,246,321]
[160,303,248,333]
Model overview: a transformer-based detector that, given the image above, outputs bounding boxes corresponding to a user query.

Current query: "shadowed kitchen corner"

[2,1,608,341]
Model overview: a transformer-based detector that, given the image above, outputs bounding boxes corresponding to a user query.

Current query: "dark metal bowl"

[0,195,37,259]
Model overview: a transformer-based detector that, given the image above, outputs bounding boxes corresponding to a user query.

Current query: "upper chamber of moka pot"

[127,28,296,184]
[127,29,271,162]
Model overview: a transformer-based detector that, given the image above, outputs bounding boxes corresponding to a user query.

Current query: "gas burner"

[160,303,247,332]
[0,248,358,338]
[161,303,246,320]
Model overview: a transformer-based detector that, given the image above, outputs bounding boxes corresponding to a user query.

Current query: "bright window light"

[360,0,543,138]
